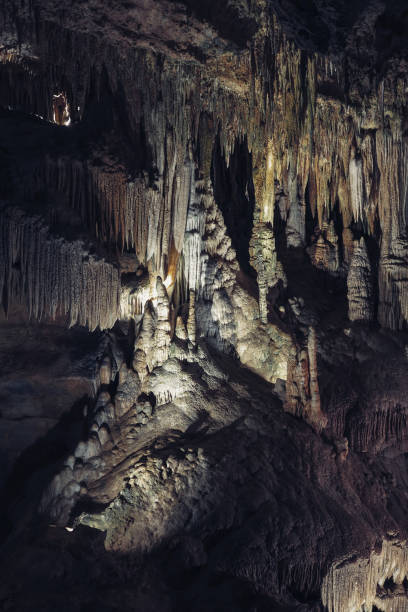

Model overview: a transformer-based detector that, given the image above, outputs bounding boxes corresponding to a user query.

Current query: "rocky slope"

[1,1,408,610]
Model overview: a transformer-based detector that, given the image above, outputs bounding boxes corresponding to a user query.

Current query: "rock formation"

[2,1,408,611]
[250,219,287,323]
[284,327,327,433]
[347,238,374,322]
[0,204,120,330]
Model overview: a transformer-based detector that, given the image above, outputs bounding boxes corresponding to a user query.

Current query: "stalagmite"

[132,304,155,382]
[153,277,172,367]
[347,238,374,322]
[307,221,340,273]
[342,228,355,265]
[250,221,286,323]
[175,315,188,341]
[99,356,112,386]
[132,277,171,380]
[306,327,327,432]
[284,329,326,432]
[187,289,196,345]
[284,346,307,418]
[195,182,292,381]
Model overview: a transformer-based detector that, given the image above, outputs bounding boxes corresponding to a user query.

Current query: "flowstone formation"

[2,1,408,611]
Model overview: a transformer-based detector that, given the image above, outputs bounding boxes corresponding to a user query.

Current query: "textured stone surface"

[347,238,374,322]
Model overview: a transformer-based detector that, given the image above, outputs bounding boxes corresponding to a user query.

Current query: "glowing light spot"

[53,93,71,126]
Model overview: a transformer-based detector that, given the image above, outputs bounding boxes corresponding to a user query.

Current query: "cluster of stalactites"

[347,405,408,454]
[322,539,408,612]
[38,155,193,280]
[1,13,260,298]
[375,133,408,329]
[0,205,120,330]
[7,3,408,336]
[261,95,408,331]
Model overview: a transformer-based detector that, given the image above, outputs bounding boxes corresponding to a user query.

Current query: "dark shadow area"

[272,0,408,59]
[211,136,255,277]
[0,393,90,545]
[375,2,408,65]
[0,106,140,260]
[383,576,396,592]
[176,0,258,48]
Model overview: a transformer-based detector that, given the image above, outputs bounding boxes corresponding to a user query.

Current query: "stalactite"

[322,539,408,612]
[0,205,120,330]
[348,406,408,453]
[7,1,408,337]
[7,5,408,611]
[349,153,364,223]
[37,157,187,279]
[374,134,408,330]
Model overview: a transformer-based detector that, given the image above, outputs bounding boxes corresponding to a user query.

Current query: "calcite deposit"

[2,1,408,611]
